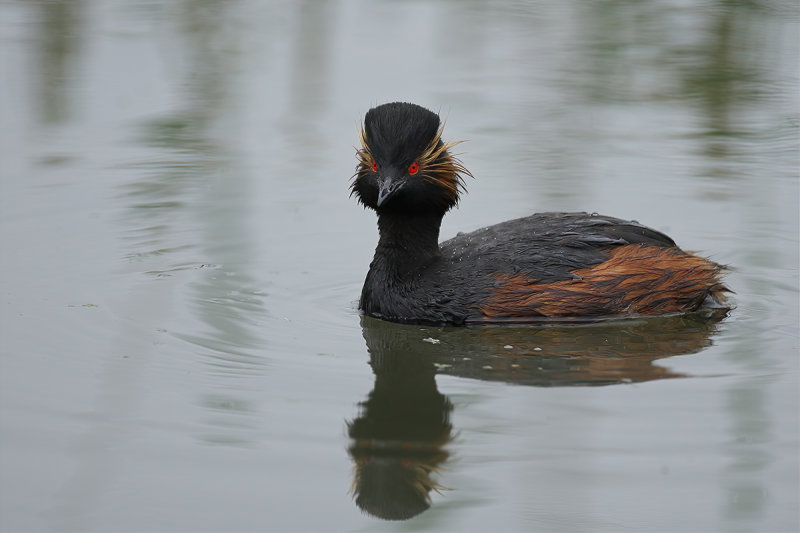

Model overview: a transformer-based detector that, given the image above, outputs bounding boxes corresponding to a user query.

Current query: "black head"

[351,102,470,215]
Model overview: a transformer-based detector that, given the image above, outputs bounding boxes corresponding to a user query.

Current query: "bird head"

[352,102,470,215]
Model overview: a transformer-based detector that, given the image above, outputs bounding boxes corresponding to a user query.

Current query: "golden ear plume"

[352,122,473,203]
[352,125,373,185]
[417,122,472,203]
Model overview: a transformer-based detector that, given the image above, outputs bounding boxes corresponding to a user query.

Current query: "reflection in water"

[116,1,268,445]
[349,312,726,520]
[679,1,766,169]
[35,0,83,124]
[6,0,792,529]
[347,320,453,521]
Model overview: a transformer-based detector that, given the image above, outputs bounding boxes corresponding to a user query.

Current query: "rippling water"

[1,1,798,532]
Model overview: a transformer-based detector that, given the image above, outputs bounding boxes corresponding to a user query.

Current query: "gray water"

[1,2,798,532]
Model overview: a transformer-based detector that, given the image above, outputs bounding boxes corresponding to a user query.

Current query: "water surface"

[1,2,798,532]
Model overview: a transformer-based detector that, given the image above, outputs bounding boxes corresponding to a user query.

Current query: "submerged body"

[352,103,729,325]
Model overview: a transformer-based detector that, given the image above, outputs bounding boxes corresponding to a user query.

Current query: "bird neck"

[374,212,443,267]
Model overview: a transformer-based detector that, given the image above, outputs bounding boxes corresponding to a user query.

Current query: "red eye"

[408,162,419,175]
[372,160,378,172]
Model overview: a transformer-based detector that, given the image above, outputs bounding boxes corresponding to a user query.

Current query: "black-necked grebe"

[351,102,729,325]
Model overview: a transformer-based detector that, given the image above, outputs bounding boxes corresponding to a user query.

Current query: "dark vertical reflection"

[349,312,726,520]
[568,1,790,161]
[50,1,266,526]
[687,3,747,141]
[36,0,83,124]
[722,377,772,531]
[110,0,267,448]
[27,3,105,530]
[348,318,453,521]
[283,0,334,171]
[129,0,269,442]
[681,1,764,166]
[159,0,268,377]
[288,0,332,115]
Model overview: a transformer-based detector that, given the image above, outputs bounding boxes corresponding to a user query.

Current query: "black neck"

[374,212,443,271]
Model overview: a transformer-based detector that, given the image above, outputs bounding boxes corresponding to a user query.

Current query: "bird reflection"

[348,311,726,520]
[347,320,453,520]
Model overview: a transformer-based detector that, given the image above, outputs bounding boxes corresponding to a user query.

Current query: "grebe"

[351,102,729,325]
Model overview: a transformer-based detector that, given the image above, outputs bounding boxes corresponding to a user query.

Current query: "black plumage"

[351,102,729,325]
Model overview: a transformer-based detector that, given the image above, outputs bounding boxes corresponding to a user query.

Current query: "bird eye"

[408,162,419,175]
[372,160,378,172]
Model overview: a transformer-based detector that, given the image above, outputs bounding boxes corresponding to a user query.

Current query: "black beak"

[376,176,404,207]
